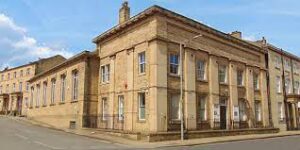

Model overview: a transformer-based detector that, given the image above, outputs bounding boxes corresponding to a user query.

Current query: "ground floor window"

[138,93,146,120]
[198,96,207,121]
[255,101,262,122]
[239,100,247,121]
[170,94,180,121]
[278,102,284,122]
[102,98,108,121]
[118,95,124,121]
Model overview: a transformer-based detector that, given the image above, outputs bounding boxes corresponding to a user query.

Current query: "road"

[1,116,300,150]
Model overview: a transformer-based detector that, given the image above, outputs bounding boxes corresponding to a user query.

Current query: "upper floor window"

[6,84,9,93]
[253,73,260,90]
[237,70,244,86]
[72,71,79,101]
[285,78,291,94]
[12,83,15,92]
[138,52,146,74]
[7,73,10,80]
[1,74,4,81]
[219,65,227,83]
[294,81,300,95]
[275,55,281,69]
[26,82,30,92]
[276,76,282,93]
[20,70,23,77]
[169,54,179,75]
[19,82,22,92]
[60,75,66,102]
[293,62,300,74]
[197,60,206,81]
[101,64,110,83]
[26,68,31,75]
[51,79,56,104]
[284,59,291,70]
[0,85,2,94]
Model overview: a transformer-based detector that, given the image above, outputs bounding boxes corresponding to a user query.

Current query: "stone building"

[92,2,271,138]
[254,38,300,130]
[26,51,99,129]
[0,55,65,116]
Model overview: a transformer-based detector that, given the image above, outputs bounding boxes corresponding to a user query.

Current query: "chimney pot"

[230,31,242,39]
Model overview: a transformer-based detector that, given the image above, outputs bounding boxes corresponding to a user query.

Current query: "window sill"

[197,79,208,83]
[70,100,78,103]
[254,89,260,92]
[138,73,146,76]
[219,82,228,86]
[100,82,110,85]
[59,102,65,105]
[237,85,245,88]
[35,106,39,108]
[42,105,47,107]
[29,107,33,109]
[169,73,180,78]
[49,104,55,106]
[137,119,146,123]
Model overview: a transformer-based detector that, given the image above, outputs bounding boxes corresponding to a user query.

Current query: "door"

[17,97,22,116]
[220,106,227,129]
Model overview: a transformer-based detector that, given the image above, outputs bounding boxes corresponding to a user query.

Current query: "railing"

[83,114,125,130]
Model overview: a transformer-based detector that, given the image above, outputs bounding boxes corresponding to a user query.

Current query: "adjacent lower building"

[0,55,66,116]
[26,51,99,129]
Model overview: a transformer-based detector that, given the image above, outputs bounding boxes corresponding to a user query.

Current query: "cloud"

[0,14,73,70]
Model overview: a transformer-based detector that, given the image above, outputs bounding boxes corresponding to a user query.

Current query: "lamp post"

[180,34,202,141]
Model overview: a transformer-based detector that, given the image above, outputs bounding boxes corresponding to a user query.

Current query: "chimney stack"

[119,1,130,24]
[230,31,242,39]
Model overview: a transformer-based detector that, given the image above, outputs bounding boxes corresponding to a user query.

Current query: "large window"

[36,85,40,107]
[294,81,300,94]
[276,76,282,93]
[102,98,108,121]
[138,52,146,74]
[26,68,31,75]
[0,85,2,94]
[14,72,17,78]
[138,93,146,120]
[275,55,281,69]
[254,101,262,122]
[198,96,207,121]
[170,94,180,120]
[197,60,206,80]
[239,100,247,121]
[101,64,110,83]
[20,70,23,77]
[26,82,30,92]
[60,75,66,102]
[118,95,124,121]
[72,71,79,101]
[237,70,244,86]
[219,65,227,83]
[169,54,179,75]
[30,87,34,107]
[12,83,16,92]
[51,79,56,104]
[6,84,9,93]
[253,73,259,90]
[43,82,47,106]
[278,102,284,122]
[284,59,291,70]
[285,78,291,94]
[19,82,22,92]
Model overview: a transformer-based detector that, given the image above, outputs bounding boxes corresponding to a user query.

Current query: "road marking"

[14,133,29,140]
[33,141,65,150]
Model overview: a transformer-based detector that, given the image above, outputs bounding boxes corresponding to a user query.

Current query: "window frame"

[237,69,244,86]
[169,53,180,76]
[72,71,79,101]
[219,65,227,84]
[102,97,108,121]
[50,79,56,104]
[60,75,66,103]
[196,60,206,81]
[138,51,146,74]
[118,95,124,121]
[101,64,110,83]
[276,76,282,93]
[198,95,207,122]
[138,92,146,121]
[43,82,47,106]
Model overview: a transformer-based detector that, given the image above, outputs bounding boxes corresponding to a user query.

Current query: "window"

[219,65,227,83]
[294,81,300,94]
[14,72,17,78]
[169,54,179,75]
[60,75,66,102]
[12,83,15,92]
[6,84,9,93]
[278,102,284,122]
[43,82,47,106]
[197,60,206,80]
[198,96,207,121]
[51,79,56,104]
[285,78,291,94]
[20,70,23,77]
[275,55,281,69]
[237,70,244,86]
[30,87,34,107]
[138,93,146,120]
[1,74,3,81]
[36,84,40,107]
[294,63,300,74]
[101,64,110,83]
[284,59,291,70]
[26,68,31,75]
[239,100,247,121]
[276,76,282,93]
[19,82,22,92]
[72,71,79,101]
[118,95,124,121]
[26,82,30,92]
[102,98,108,121]
[170,94,180,120]
[254,101,262,122]
[253,73,259,90]
[24,97,28,108]
[138,52,146,74]
[7,73,10,80]
[0,85,2,94]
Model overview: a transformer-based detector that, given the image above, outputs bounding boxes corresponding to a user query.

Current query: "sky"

[0,0,299,69]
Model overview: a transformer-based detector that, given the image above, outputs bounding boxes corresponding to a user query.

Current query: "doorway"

[220,97,227,130]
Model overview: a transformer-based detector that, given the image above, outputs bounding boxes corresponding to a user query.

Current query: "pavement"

[2,116,300,150]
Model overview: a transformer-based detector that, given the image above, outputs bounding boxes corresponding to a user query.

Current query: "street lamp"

[179,34,202,141]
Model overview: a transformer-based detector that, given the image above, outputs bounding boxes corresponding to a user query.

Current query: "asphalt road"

[1,117,300,150]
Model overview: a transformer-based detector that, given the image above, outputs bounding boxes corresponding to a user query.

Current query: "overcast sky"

[0,0,299,68]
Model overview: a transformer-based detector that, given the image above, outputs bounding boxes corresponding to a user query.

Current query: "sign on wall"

[233,106,240,122]
[214,104,220,122]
